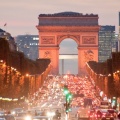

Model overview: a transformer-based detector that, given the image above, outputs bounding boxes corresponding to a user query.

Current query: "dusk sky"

[0,0,120,37]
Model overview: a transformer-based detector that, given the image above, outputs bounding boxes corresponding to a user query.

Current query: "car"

[107,109,117,118]
[0,118,5,120]
[94,109,103,120]
[15,112,32,120]
[53,110,61,120]
[32,116,52,120]
[88,109,95,120]
[11,108,24,116]
[94,109,114,120]
[0,114,15,120]
[0,111,5,115]
[77,107,90,120]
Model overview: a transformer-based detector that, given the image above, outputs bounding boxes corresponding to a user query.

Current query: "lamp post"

[24,73,30,99]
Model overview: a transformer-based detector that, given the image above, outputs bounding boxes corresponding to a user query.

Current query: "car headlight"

[51,112,55,116]
[24,115,32,120]
[11,111,16,115]
[47,112,51,116]
[47,111,55,116]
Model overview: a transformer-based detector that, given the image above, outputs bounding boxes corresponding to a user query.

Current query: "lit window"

[33,37,36,40]
[33,37,39,40]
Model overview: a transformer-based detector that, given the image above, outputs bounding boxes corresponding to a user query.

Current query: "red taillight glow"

[102,115,105,117]
[110,114,113,117]
[90,115,93,117]
[98,115,100,117]
[103,113,106,115]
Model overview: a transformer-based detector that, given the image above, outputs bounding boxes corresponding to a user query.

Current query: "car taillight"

[110,114,113,117]
[102,114,105,117]
[98,115,100,117]
[90,115,93,117]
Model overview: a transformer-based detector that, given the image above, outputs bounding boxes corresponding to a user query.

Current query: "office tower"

[99,26,116,62]
[15,35,39,60]
[118,12,120,51]
[119,12,120,28]
[115,34,119,52]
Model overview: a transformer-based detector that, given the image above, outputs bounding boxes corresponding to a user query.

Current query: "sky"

[59,39,78,74]
[0,0,120,37]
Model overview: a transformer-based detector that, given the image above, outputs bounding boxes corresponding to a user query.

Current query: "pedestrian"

[35,110,37,116]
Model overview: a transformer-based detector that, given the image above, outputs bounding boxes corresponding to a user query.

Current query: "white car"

[11,108,24,115]
[15,112,32,120]
[33,116,52,120]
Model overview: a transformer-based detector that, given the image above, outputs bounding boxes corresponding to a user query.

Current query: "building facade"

[98,26,117,62]
[15,35,39,60]
[0,28,17,51]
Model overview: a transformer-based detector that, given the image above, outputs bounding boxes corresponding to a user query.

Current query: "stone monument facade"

[36,12,100,75]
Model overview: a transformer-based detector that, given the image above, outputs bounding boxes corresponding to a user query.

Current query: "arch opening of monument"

[59,38,78,75]
[36,12,100,75]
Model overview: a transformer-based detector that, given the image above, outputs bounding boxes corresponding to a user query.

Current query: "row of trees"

[86,52,120,98]
[0,38,51,99]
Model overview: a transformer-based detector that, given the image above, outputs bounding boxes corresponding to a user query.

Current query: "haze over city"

[0,0,120,36]
[0,0,120,74]
[1,0,120,115]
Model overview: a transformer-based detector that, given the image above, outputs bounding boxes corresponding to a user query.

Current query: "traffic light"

[63,85,72,113]
[66,92,72,102]
[112,97,117,108]
[63,85,72,101]
[63,85,69,95]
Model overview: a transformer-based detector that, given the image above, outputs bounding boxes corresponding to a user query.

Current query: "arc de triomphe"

[36,12,100,75]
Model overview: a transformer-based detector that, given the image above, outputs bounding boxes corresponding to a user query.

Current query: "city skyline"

[0,0,120,37]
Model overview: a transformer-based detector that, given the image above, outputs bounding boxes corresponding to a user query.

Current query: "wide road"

[30,76,117,120]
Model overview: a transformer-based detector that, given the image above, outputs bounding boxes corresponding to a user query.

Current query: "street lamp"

[26,73,29,77]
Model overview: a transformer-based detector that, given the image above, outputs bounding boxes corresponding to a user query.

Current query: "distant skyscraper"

[119,12,120,26]
[115,34,119,52]
[98,26,116,62]
[15,35,39,60]
[118,12,120,51]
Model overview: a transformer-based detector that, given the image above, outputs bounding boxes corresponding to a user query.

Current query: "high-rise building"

[15,35,39,60]
[119,12,120,27]
[118,12,120,51]
[114,34,119,52]
[98,26,117,62]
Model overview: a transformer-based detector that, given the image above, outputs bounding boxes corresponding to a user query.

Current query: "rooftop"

[39,11,98,17]
[0,28,5,32]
